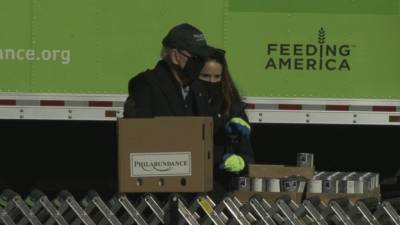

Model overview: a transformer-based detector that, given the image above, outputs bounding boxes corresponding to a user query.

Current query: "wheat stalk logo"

[318,27,326,44]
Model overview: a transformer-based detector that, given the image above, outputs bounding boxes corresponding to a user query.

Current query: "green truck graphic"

[0,0,399,123]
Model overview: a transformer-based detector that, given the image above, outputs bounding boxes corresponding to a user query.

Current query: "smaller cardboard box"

[118,117,213,193]
[243,164,313,204]
[249,164,314,179]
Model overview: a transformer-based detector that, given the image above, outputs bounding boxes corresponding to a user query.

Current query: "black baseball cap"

[162,23,217,57]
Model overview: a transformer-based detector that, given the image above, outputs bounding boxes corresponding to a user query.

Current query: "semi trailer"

[0,0,399,199]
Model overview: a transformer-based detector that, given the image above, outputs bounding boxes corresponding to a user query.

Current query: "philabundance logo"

[130,152,191,177]
[0,48,71,64]
[265,28,351,71]
[134,161,188,172]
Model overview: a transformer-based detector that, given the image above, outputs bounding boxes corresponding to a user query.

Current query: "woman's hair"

[207,51,242,117]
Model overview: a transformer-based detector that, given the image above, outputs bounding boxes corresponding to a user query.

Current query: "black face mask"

[174,56,205,85]
[198,80,222,99]
[183,56,205,80]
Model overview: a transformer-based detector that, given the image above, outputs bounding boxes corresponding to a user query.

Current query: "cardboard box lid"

[118,117,212,151]
[249,164,314,179]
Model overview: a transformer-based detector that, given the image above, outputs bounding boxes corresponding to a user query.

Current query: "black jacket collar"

[150,60,188,116]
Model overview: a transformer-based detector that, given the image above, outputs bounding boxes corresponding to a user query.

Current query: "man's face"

[169,49,206,85]
[171,49,191,69]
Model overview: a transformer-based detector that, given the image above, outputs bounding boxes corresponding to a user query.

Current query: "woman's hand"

[219,153,245,173]
[225,117,251,139]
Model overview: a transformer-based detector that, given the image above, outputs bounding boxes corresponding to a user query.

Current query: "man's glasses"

[177,50,204,62]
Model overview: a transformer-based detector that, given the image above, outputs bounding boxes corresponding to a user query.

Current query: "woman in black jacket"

[197,50,254,200]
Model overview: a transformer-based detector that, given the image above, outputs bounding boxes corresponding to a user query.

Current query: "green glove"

[222,154,245,173]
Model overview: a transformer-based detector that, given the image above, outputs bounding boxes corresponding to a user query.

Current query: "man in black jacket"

[124,23,254,200]
[123,23,216,118]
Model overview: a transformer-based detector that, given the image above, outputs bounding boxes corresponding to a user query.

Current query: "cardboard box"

[242,165,312,203]
[118,117,213,193]
[234,191,304,204]
[249,164,314,179]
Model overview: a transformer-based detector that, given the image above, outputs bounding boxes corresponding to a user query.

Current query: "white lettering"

[16,49,25,60]
[25,49,35,60]
[0,48,70,64]
[61,50,71,64]
[41,50,52,61]
[5,49,16,60]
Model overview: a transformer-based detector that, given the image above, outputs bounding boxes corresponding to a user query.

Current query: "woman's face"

[199,60,222,83]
